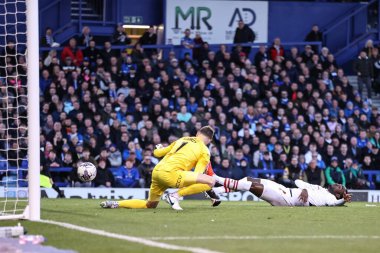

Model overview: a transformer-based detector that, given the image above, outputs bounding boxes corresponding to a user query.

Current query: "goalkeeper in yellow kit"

[100,126,216,210]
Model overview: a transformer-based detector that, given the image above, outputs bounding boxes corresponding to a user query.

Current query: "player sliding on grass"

[101,126,217,210]
[206,166,352,206]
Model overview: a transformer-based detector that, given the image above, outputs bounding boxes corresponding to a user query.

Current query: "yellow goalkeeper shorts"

[148,169,198,201]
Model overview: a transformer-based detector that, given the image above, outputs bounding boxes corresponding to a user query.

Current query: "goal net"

[0,0,40,220]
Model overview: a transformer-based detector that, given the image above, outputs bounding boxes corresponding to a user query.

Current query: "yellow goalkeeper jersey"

[153,136,210,174]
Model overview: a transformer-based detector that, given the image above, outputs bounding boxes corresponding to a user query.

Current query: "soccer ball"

[77,162,97,182]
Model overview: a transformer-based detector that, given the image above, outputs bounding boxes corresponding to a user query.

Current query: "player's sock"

[177,184,211,197]
[220,177,252,192]
[212,174,227,185]
[118,199,148,209]
[212,186,232,195]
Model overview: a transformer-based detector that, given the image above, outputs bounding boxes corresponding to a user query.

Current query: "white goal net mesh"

[0,0,29,217]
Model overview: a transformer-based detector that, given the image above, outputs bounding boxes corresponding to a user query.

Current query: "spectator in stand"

[354,50,374,100]
[138,153,155,188]
[139,26,157,58]
[101,41,118,64]
[193,32,204,64]
[257,151,275,180]
[33,21,380,191]
[93,159,115,187]
[280,155,302,187]
[302,159,325,187]
[269,37,284,61]
[233,20,255,57]
[305,24,323,52]
[371,47,380,96]
[345,159,369,189]
[83,40,101,66]
[325,156,346,187]
[78,148,97,167]
[78,26,93,47]
[40,27,59,47]
[254,45,268,68]
[305,142,322,164]
[61,38,83,66]
[177,105,192,123]
[363,39,375,58]
[112,24,131,45]
[214,158,232,179]
[180,28,194,59]
[115,158,140,188]
[108,144,122,167]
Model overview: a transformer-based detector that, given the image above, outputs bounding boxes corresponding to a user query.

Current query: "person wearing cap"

[325,156,346,187]
[138,154,156,188]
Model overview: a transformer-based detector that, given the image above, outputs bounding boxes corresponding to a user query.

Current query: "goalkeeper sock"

[176,184,212,197]
[118,199,148,209]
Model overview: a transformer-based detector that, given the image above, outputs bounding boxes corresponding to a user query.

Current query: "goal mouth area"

[0,0,41,220]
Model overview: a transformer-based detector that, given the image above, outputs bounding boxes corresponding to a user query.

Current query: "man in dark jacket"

[139,26,157,58]
[233,20,255,57]
[354,51,374,99]
[305,24,323,52]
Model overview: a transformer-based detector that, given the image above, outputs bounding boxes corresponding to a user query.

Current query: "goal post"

[26,0,40,221]
[0,0,40,220]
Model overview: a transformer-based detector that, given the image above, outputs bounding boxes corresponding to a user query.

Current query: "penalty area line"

[38,219,222,253]
[148,235,380,240]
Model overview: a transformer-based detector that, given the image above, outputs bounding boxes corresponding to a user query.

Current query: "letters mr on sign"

[165,0,268,45]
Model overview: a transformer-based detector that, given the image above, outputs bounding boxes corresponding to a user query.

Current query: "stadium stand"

[1,21,380,191]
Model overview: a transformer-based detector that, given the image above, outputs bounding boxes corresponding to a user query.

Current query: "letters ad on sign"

[165,0,268,44]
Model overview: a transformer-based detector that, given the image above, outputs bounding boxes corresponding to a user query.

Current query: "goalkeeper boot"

[100,200,119,209]
[205,189,222,207]
[164,194,183,211]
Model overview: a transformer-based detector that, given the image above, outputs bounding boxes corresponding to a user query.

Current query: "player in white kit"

[207,166,352,206]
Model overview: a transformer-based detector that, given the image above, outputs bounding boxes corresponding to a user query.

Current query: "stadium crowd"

[1,23,380,191]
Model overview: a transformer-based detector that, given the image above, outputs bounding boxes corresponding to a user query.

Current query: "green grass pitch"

[1,199,380,253]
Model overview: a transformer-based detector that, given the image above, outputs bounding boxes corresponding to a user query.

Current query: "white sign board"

[165,0,268,44]
[2,188,380,202]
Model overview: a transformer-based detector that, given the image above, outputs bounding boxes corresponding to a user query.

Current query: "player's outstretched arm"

[295,179,322,191]
[153,141,176,158]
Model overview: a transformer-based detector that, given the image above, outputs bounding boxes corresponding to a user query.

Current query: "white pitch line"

[148,235,380,240]
[38,219,222,253]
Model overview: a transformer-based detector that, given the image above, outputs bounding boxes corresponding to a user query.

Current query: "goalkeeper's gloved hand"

[155,144,163,150]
